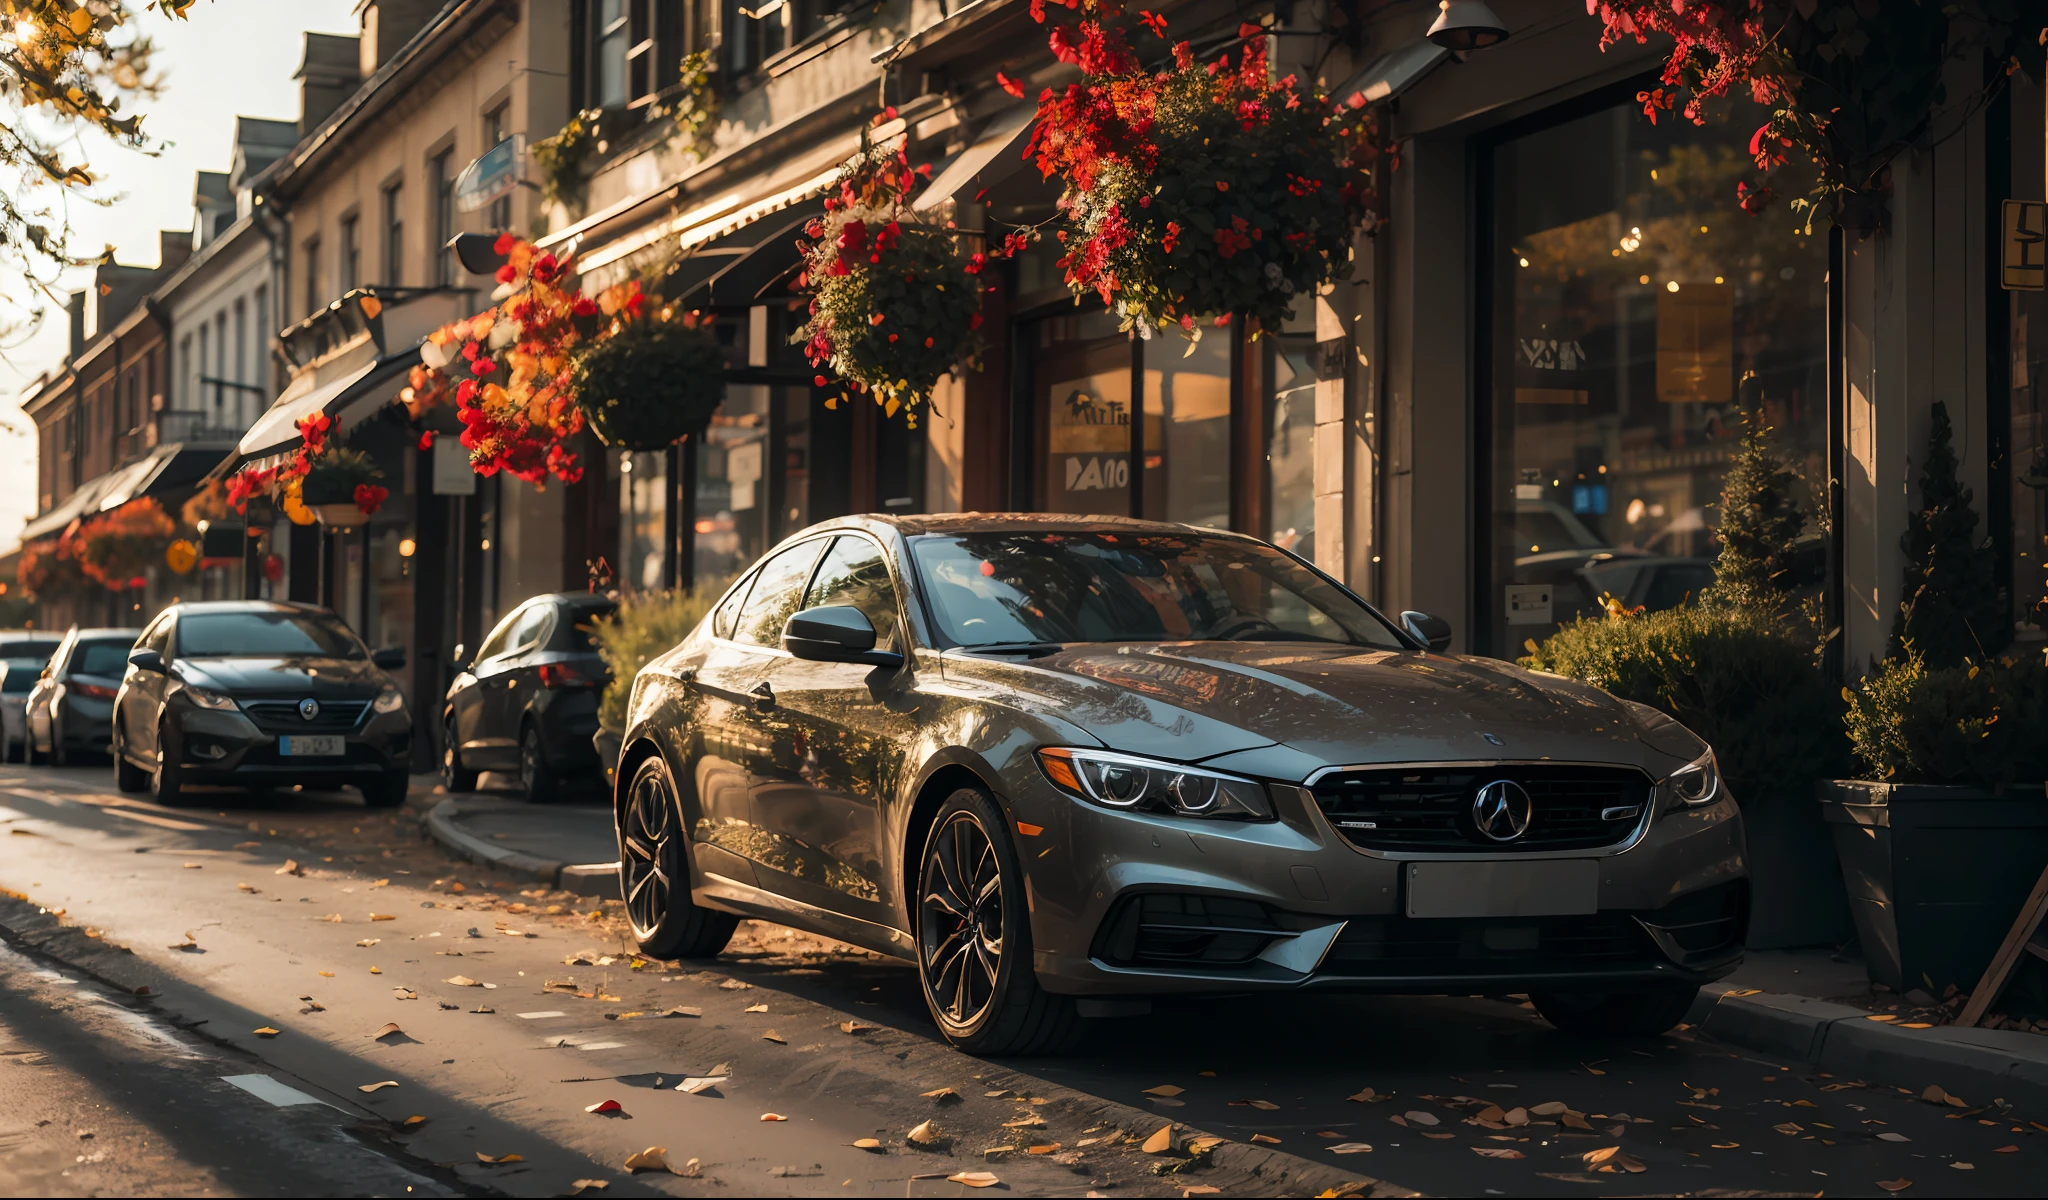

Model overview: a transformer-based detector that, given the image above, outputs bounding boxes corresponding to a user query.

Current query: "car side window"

[804,536,900,652]
[143,618,172,657]
[713,573,755,640]
[504,606,555,658]
[733,540,827,647]
[474,608,523,664]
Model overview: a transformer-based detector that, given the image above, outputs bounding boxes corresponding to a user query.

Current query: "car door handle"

[749,681,776,712]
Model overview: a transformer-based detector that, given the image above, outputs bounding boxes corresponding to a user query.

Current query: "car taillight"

[71,682,117,699]
[537,662,600,689]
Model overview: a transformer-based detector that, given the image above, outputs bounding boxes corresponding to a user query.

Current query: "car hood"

[950,642,1701,776]
[176,656,388,698]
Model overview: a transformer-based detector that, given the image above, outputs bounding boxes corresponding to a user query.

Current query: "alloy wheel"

[620,766,674,934]
[919,811,1004,1028]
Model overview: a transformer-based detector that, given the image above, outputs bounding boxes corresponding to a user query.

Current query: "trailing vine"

[531,107,602,214]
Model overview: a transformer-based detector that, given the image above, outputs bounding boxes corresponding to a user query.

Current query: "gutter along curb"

[1687,983,2048,1109]
[419,798,620,899]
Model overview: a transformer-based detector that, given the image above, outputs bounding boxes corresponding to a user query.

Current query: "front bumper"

[1004,770,1748,997]
[55,695,115,749]
[172,705,412,785]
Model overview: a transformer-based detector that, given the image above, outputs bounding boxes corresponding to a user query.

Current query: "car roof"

[72,628,142,639]
[167,600,331,616]
[813,512,1259,540]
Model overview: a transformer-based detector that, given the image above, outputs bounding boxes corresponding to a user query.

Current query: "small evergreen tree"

[1889,401,2004,667]
[1707,411,1806,611]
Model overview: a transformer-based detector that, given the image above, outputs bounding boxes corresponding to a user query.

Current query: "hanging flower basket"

[572,310,726,450]
[794,141,988,423]
[74,499,176,591]
[1022,14,1383,339]
[226,416,388,526]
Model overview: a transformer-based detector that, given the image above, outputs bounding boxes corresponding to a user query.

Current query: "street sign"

[2002,198,2046,291]
[454,134,524,214]
[433,436,477,495]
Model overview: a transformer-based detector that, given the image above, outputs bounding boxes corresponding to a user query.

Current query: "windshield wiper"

[950,641,1066,659]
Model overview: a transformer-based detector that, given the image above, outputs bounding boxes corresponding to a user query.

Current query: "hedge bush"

[1843,650,2048,787]
[589,579,729,733]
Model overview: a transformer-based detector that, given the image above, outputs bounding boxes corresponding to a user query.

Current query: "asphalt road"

[0,760,2041,1198]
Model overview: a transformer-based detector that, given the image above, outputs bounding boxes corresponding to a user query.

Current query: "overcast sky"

[0,0,358,548]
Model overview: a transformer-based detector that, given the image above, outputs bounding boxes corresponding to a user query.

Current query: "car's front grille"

[1092,894,1290,968]
[240,699,371,734]
[1323,911,1650,973]
[1310,764,1651,852]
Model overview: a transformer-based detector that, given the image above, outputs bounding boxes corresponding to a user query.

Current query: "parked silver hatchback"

[613,516,1746,1054]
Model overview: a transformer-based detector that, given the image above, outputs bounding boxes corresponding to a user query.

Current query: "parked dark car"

[611,515,1748,1055]
[111,601,410,807]
[0,631,63,762]
[27,628,140,765]
[442,592,617,801]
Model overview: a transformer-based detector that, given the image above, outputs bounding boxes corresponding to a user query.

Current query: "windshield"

[909,532,1407,649]
[177,612,366,659]
[73,638,138,678]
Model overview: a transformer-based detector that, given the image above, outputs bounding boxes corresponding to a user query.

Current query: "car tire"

[48,724,67,768]
[359,773,409,809]
[619,755,737,961]
[441,715,477,793]
[517,723,557,803]
[1530,983,1700,1037]
[113,733,148,794]
[914,785,1081,1056]
[150,722,185,807]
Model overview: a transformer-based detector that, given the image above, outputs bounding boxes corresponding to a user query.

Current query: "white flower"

[1263,261,1283,281]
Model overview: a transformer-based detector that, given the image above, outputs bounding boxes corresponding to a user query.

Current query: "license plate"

[1405,859,1598,919]
[279,735,345,757]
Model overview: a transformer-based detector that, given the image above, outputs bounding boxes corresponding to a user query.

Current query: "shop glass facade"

[1483,96,1830,654]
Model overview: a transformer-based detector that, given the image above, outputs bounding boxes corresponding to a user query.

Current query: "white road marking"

[517,1010,567,1019]
[221,1074,332,1107]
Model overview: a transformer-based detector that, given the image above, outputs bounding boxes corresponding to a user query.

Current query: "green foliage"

[1843,650,2048,787]
[1706,412,1806,611]
[531,108,601,214]
[667,51,717,161]
[1888,401,2004,668]
[1521,604,1849,801]
[572,314,725,450]
[590,580,728,732]
[298,448,382,505]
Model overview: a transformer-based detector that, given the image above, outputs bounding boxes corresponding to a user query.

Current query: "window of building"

[1480,93,1830,655]
[596,0,628,106]
[178,333,192,408]
[383,182,404,286]
[432,150,455,286]
[302,237,321,316]
[340,213,360,291]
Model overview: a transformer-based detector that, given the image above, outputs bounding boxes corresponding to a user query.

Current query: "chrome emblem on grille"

[1472,779,1533,842]
[298,698,320,721]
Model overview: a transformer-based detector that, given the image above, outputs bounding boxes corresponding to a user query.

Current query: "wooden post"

[1957,854,2048,1028]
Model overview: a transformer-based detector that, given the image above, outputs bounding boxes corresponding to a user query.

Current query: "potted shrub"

[1524,415,1853,949]
[1820,403,2047,994]
[571,310,725,450]
[585,580,727,786]
[298,446,388,529]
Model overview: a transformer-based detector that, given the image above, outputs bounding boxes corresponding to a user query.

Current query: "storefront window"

[697,383,770,583]
[1029,310,1134,516]
[1484,98,1829,654]
[1263,303,1318,554]
[1144,330,1233,528]
[619,450,668,593]
[2009,76,2048,646]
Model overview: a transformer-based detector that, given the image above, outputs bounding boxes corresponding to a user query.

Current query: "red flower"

[1161,221,1181,253]
[353,484,389,516]
[494,263,518,284]
[492,232,516,255]
[572,296,599,317]
[419,430,436,452]
[998,71,1026,98]
[1139,9,1168,37]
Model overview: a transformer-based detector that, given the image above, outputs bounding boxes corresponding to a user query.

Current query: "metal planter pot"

[1819,780,2048,994]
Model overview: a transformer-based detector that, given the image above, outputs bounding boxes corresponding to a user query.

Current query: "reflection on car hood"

[177,656,387,698]
[955,642,1701,773]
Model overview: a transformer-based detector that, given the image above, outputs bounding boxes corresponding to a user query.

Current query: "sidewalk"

[417,778,619,899]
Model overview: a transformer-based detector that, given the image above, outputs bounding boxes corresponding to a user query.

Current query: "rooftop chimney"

[295,32,363,137]
[356,0,445,76]
[159,230,193,273]
[67,291,85,361]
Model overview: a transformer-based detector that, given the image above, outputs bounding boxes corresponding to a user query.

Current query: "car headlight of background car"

[181,683,239,712]
[1658,747,1722,808]
[373,686,406,714]
[1037,747,1274,820]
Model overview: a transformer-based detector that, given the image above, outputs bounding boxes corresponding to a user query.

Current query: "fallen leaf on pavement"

[169,932,199,950]
[1245,1099,1280,1111]
[1327,1143,1374,1154]
[662,1006,701,1018]
[393,988,418,1000]
[1403,1110,1439,1126]
[1474,1104,1507,1123]
[1422,1132,1456,1140]
[1504,1107,1529,1126]
[252,1026,281,1038]
[947,1172,999,1189]
[1144,1084,1185,1097]
[1183,1188,1221,1196]
[1561,1111,1594,1130]
[1951,1162,1974,1170]
[851,1137,883,1151]
[1878,1131,1911,1142]
[1711,1142,1739,1149]
[1994,1145,2018,1153]
[471,1005,493,1014]
[585,1099,624,1114]
[401,1116,426,1129]
[570,1181,608,1194]
[1388,1115,1408,1127]
[1251,1133,1281,1144]
[908,1120,943,1145]
[1185,1135,1224,1153]
[760,1029,785,1044]
[1774,1122,1803,1135]
[321,914,341,922]
[1530,1101,1567,1116]
[356,939,380,947]
[1901,1022,1933,1029]
[368,1022,406,1040]
[718,979,751,990]
[621,1146,672,1172]
[300,1001,324,1013]
[921,1087,959,1103]
[318,970,335,977]
[183,863,201,869]
[277,860,302,876]
[1922,1085,1967,1108]
[359,1081,399,1093]
[1867,1014,1898,1022]
[445,975,479,987]
[475,1152,523,1165]
[675,1076,726,1094]
[238,883,259,893]
[1582,1061,1607,1075]
[1876,1180,1912,1193]
[1472,1147,1524,1159]
[760,1113,788,1122]
[369,913,395,922]
[1002,1114,1045,1129]
[1346,1087,1388,1103]
[1142,1127,1175,1154]
[744,1003,769,1013]
[840,1020,877,1034]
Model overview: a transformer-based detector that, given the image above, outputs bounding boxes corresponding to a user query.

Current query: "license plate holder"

[1405,859,1598,919]
[279,735,345,758]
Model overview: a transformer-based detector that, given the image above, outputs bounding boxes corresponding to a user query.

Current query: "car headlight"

[373,686,406,714]
[1659,747,1722,808]
[1035,747,1274,821]
[182,684,239,712]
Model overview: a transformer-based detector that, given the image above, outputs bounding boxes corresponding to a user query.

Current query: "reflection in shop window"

[1485,97,1829,654]
[1144,326,1233,529]
[620,450,667,593]
[1032,311,1133,516]
[1263,301,1318,554]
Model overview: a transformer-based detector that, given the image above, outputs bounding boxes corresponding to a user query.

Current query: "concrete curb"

[1688,982,2048,1109]
[420,798,620,900]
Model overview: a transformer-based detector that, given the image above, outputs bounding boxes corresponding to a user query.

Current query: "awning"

[673,205,823,310]
[1333,40,1449,107]
[913,104,1036,215]
[19,475,114,542]
[233,348,421,464]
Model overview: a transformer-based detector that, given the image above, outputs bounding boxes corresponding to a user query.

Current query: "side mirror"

[372,646,407,670]
[782,605,905,668]
[1400,611,1454,653]
[127,649,166,674]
